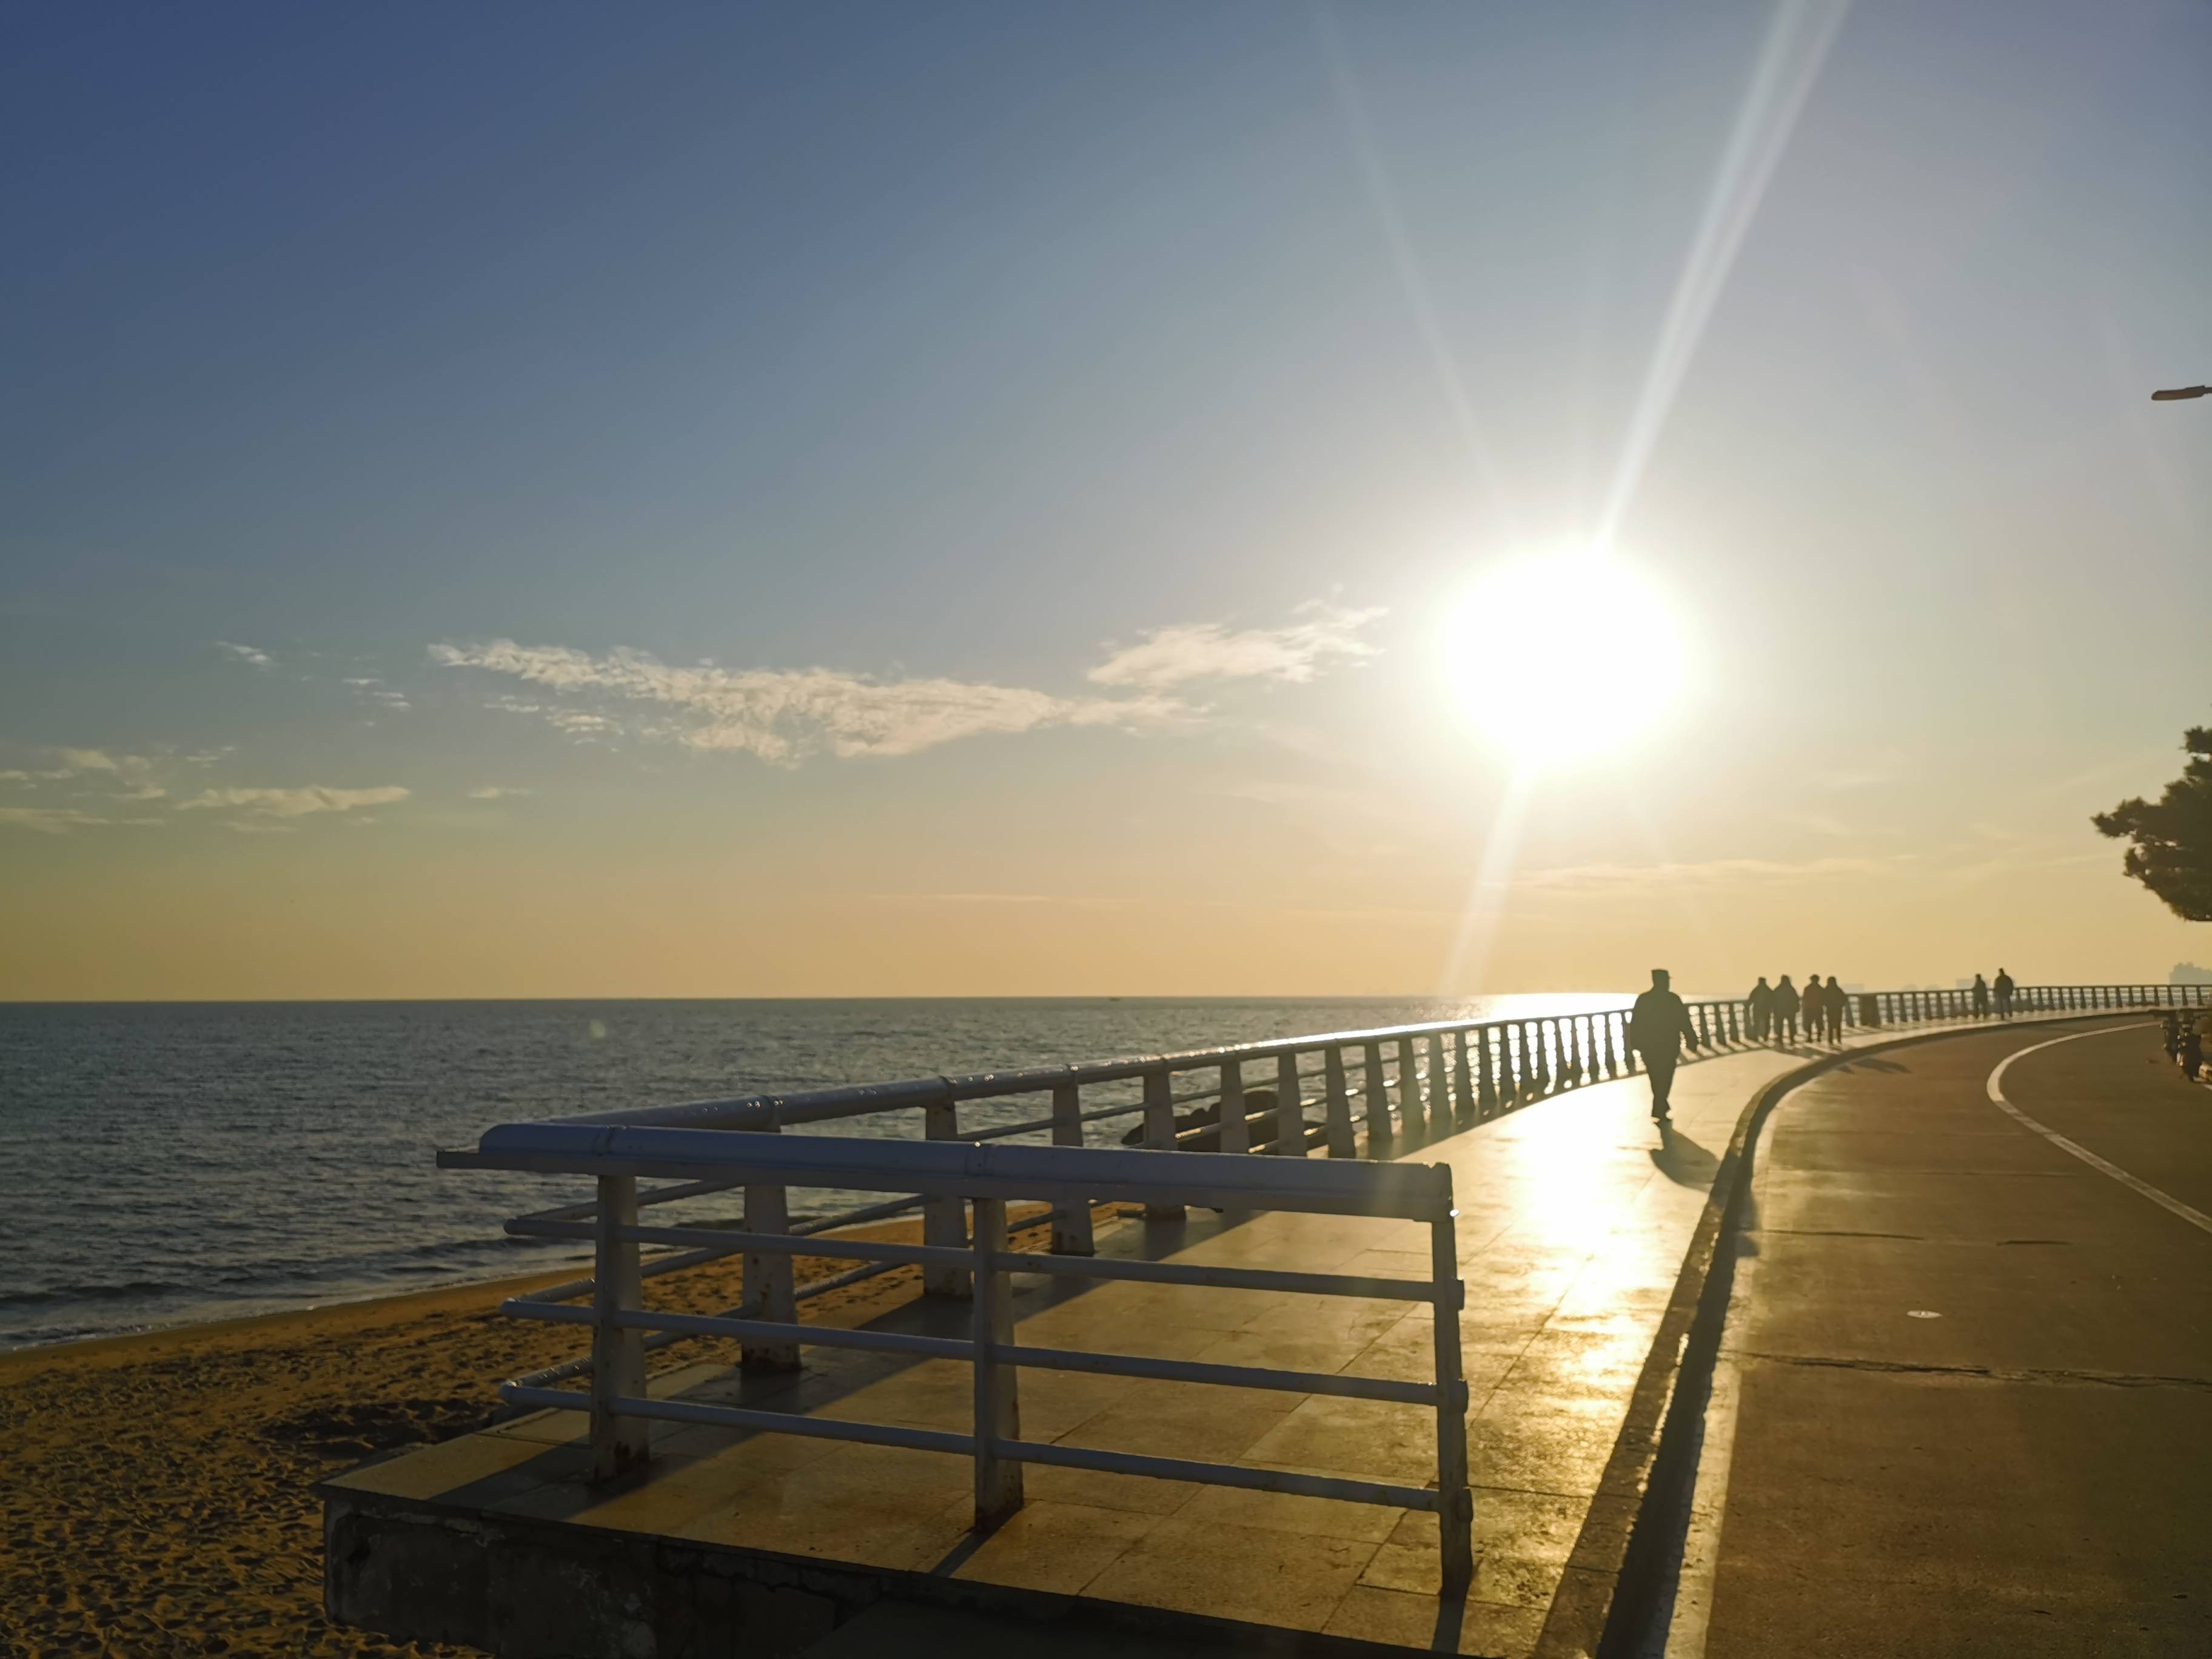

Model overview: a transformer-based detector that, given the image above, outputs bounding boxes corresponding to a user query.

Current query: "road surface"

[1681,1019,2212,1657]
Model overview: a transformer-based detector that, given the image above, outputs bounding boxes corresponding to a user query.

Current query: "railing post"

[1397,1037,1426,1142]
[591,1174,649,1481]
[1143,1067,1186,1220]
[1607,1011,1625,1076]
[1475,1027,1497,1116]
[1452,1030,1475,1125]
[1218,1059,1251,1154]
[923,1099,972,1298]
[742,1128,800,1371]
[1429,1183,1472,1598]
[1273,1052,1304,1154]
[1049,1081,1094,1256]
[970,1195,1024,1532]
[1357,1042,1391,1150]
[1322,1045,1356,1157]
[1527,1021,1547,1093]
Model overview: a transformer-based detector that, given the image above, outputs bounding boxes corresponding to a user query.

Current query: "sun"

[1438,549,1689,768]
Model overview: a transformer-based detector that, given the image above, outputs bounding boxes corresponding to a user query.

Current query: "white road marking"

[1986,1024,2212,1238]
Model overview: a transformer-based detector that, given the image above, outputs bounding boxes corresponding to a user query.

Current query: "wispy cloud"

[216,642,273,669]
[434,602,1378,766]
[342,677,412,713]
[1088,603,1384,692]
[435,641,1175,764]
[483,695,618,737]
[467,785,532,800]
[0,747,175,797]
[0,806,144,834]
[178,785,410,819]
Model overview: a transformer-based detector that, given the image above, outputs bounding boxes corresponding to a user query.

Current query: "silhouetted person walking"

[1631,968,1701,1123]
[1971,973,1991,1020]
[1748,977,1775,1042]
[1774,974,1799,1044]
[1993,968,2016,1019]
[1801,974,1825,1044]
[1822,976,1846,1042]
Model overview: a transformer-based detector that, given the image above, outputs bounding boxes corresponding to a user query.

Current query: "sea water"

[0,994,1631,1350]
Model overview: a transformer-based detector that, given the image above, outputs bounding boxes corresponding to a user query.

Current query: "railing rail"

[443,1128,1476,1594]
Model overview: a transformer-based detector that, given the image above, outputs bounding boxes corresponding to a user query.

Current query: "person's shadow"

[1649,1121,1719,1189]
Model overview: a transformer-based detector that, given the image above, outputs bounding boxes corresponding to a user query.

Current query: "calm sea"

[0,995,1631,1352]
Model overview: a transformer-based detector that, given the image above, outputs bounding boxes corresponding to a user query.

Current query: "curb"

[1529,1011,2142,1659]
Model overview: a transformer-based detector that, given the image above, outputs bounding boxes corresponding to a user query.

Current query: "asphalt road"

[1695,1018,2212,1658]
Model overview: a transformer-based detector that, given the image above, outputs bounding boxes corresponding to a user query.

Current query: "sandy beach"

[0,1210,1074,1658]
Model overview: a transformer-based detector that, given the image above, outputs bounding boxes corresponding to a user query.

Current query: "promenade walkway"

[323,1013,2116,1658]
[1672,1019,2212,1659]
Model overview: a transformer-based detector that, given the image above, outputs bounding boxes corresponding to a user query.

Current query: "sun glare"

[1439,550,1689,768]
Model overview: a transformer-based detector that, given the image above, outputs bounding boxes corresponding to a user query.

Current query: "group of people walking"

[1629,964,2033,1128]
[1745,974,1847,1044]
[1969,970,2016,1019]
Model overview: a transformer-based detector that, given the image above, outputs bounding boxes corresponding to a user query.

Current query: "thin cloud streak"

[178,785,410,819]
[0,806,146,834]
[435,640,1174,764]
[1088,603,1382,691]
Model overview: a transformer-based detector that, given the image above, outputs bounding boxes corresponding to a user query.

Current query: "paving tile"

[1321,1584,1547,1657]
[1082,1515,1378,1632]
[1242,1395,1445,1484]
[1239,1295,1416,1346]
[1467,1395,1622,1498]
[950,1500,1160,1594]
[1016,1460,1198,1515]
[1056,1384,1297,1465]
[1187,1326,1376,1379]
[675,1450,975,1572]
[1341,1317,1512,1393]
[1006,1308,1236,1362]
[324,1429,582,1501]
[1174,1468,1408,1543]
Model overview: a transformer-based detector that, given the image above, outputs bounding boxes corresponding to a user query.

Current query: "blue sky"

[5,1,2210,997]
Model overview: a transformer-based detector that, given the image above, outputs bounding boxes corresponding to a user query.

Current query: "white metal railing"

[458,986,2209,1372]
[440,1128,1476,1594]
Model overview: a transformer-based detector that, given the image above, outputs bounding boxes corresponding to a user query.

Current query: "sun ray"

[1439,762,1539,997]
[1597,0,1852,545]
